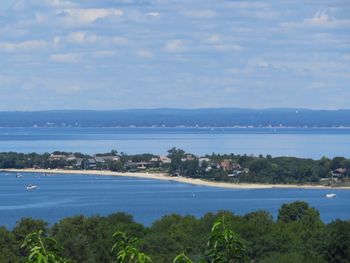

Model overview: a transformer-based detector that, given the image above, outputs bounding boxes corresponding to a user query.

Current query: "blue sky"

[0,0,349,110]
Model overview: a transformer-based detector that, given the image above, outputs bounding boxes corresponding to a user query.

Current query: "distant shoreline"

[1,126,350,129]
[2,168,350,190]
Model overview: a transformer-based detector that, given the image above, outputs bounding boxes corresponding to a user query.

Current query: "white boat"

[16,173,23,178]
[325,193,337,198]
[26,184,38,190]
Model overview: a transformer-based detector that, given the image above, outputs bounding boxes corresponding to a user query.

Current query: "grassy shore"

[2,168,350,190]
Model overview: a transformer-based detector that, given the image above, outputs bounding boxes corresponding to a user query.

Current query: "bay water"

[0,172,349,228]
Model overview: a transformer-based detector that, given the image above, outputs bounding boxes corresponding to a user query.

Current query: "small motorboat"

[16,173,23,178]
[325,193,337,198]
[26,184,38,190]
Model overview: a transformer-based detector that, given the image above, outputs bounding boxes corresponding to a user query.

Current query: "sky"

[0,0,349,111]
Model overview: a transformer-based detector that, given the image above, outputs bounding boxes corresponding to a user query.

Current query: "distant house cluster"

[48,153,172,172]
[47,152,250,179]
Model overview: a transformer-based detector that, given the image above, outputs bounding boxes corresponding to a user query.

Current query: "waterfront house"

[49,154,68,162]
[159,156,171,164]
[87,158,97,169]
[220,160,231,171]
[331,168,347,179]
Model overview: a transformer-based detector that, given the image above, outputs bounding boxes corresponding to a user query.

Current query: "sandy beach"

[1,168,350,190]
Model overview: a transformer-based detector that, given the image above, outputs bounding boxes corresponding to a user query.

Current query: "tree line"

[1,149,350,185]
[1,202,349,262]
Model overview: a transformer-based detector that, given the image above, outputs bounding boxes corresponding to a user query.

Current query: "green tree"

[277,201,320,224]
[167,148,186,173]
[173,253,193,263]
[206,217,248,263]
[21,230,70,263]
[112,231,152,263]
[324,220,350,263]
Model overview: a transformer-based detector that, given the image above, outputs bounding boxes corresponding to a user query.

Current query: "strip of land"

[2,168,350,190]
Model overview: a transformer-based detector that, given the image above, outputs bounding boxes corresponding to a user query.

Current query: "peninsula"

[0,148,349,188]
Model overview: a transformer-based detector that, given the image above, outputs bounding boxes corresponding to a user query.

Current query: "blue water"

[0,172,349,229]
[0,127,349,159]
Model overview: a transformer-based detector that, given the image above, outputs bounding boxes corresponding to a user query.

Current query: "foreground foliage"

[0,202,349,262]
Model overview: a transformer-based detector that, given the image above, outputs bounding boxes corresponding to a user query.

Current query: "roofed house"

[220,160,231,171]
[87,158,97,169]
[100,155,120,162]
[94,156,106,165]
[198,157,211,166]
[66,155,77,162]
[331,168,347,178]
[181,154,197,162]
[75,158,84,168]
[159,156,171,164]
[220,159,241,171]
[49,154,68,162]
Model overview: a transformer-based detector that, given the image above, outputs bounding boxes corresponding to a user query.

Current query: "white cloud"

[63,32,128,46]
[164,39,186,52]
[206,34,222,43]
[59,8,124,26]
[50,53,81,63]
[0,40,47,52]
[146,12,160,17]
[304,11,330,26]
[183,10,216,19]
[66,31,100,44]
[43,0,76,8]
[282,10,350,29]
[304,11,350,28]
[137,49,154,58]
[53,36,61,46]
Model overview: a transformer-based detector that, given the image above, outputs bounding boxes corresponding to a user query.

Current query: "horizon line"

[1,107,350,113]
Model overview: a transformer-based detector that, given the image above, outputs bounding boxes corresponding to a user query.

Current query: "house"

[331,168,347,178]
[205,166,212,172]
[100,155,120,162]
[228,167,249,177]
[150,157,160,163]
[137,161,148,170]
[220,160,231,171]
[87,158,97,169]
[94,156,106,165]
[220,160,241,171]
[66,155,77,162]
[75,158,84,168]
[49,154,67,162]
[181,154,197,162]
[159,156,171,164]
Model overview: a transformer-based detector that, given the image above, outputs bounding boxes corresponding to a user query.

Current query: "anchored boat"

[325,193,337,198]
[26,184,38,190]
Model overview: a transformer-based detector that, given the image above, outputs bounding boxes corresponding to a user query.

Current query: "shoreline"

[1,168,350,190]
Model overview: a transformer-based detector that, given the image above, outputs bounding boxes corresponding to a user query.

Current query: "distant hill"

[0,108,349,127]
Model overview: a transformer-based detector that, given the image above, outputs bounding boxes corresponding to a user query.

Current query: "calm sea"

[1,172,349,229]
[0,127,349,158]
[0,127,349,228]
